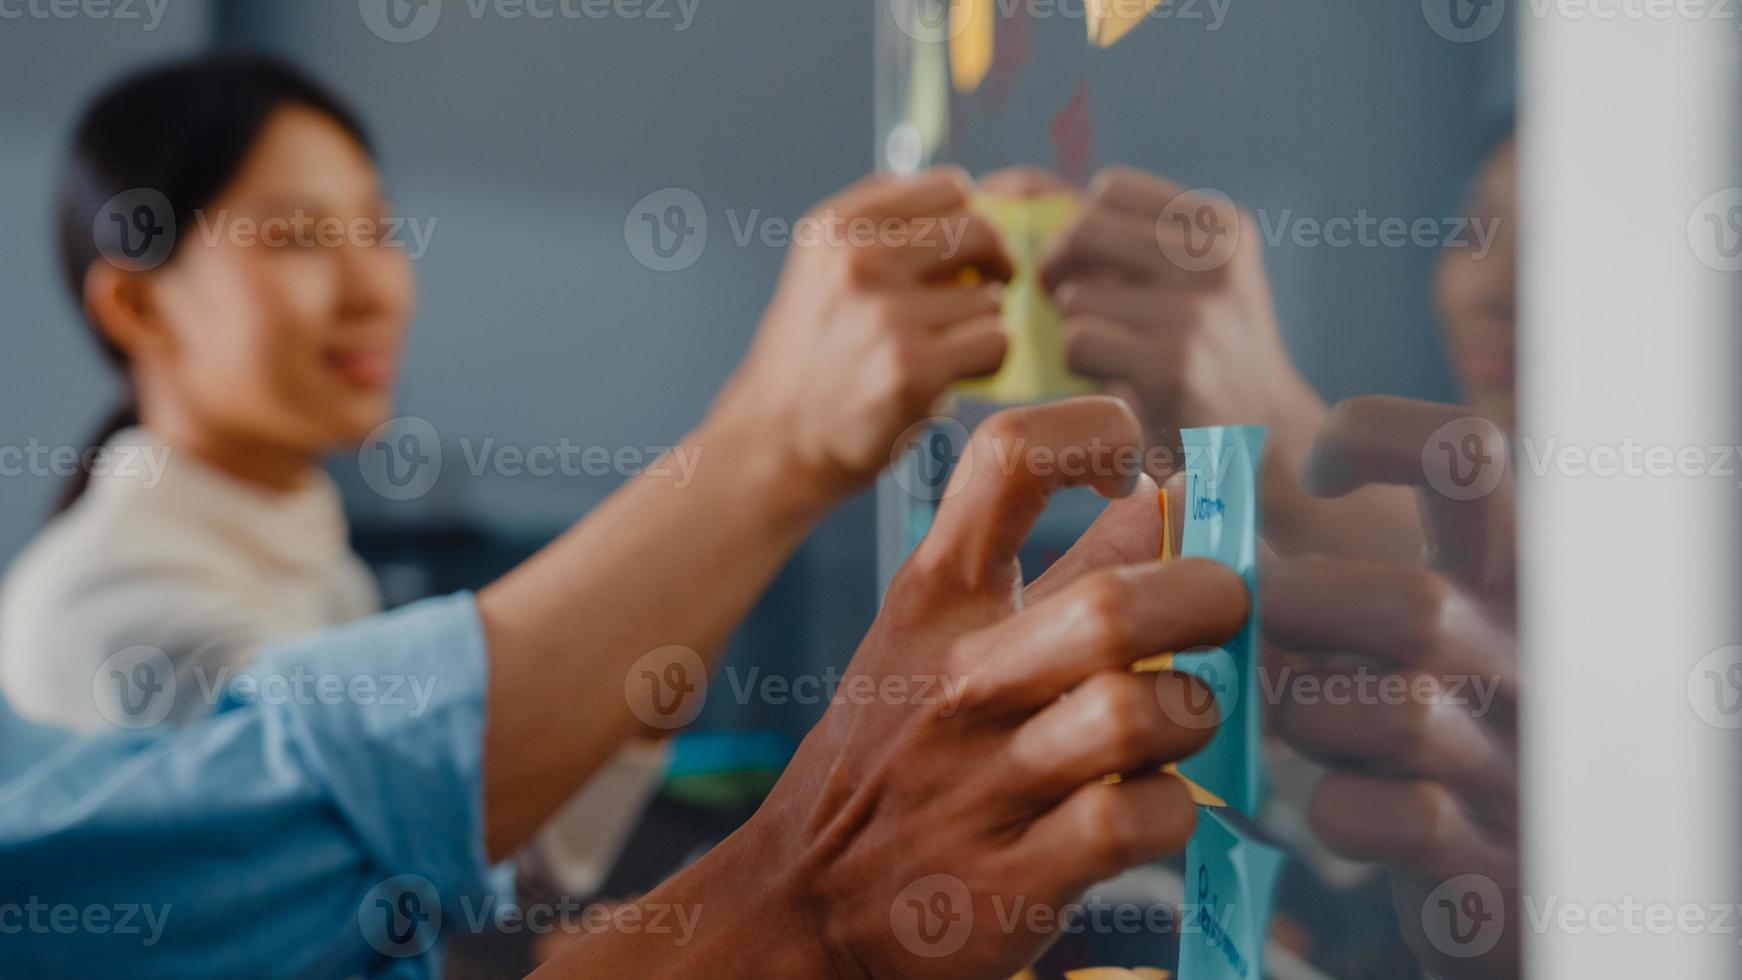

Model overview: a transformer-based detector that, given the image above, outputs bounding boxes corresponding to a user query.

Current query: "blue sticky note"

[1180,809,1284,980]
[1175,426,1267,817]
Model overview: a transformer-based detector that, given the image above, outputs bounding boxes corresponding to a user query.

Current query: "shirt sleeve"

[0,592,492,980]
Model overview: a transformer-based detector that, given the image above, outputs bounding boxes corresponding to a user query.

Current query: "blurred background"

[0,0,1510,739]
[0,5,1521,975]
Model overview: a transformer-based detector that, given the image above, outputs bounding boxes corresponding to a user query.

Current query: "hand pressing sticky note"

[1174,426,1267,818]
[955,192,1094,404]
[1087,0,1165,47]
[951,0,994,93]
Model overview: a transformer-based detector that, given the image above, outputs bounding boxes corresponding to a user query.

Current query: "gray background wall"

[0,1,1512,709]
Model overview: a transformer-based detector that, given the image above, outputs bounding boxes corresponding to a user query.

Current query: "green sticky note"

[1180,809,1283,980]
[1174,426,1266,817]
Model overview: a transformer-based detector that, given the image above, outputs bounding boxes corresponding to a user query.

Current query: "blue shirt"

[0,594,492,979]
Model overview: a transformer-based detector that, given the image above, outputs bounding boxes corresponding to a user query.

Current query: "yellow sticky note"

[951,0,994,93]
[1065,969,1172,980]
[1087,0,1164,47]
[954,192,1094,404]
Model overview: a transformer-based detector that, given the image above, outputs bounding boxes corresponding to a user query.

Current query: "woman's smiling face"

[137,104,416,456]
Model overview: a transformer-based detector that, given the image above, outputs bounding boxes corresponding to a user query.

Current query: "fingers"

[914,397,1145,589]
[829,168,1016,285]
[1041,205,1167,288]
[952,558,1248,716]
[882,283,1005,333]
[1086,166,1191,218]
[1001,671,1216,805]
[1263,558,1515,687]
[1062,315,1164,385]
[1055,281,1187,333]
[1017,774,1198,896]
[877,209,1013,285]
[1275,688,1504,792]
[978,165,1076,197]
[847,166,973,222]
[933,316,1010,381]
[1307,774,1513,878]
[1024,475,1164,605]
[1300,395,1515,588]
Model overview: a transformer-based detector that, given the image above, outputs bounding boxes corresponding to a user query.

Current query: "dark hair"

[54,53,374,511]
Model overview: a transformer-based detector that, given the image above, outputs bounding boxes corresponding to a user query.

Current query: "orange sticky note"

[951,0,995,93]
[1087,0,1164,47]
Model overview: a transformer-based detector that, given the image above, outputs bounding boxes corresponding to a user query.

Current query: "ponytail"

[55,397,140,514]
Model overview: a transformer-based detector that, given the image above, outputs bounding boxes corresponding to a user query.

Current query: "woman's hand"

[712,167,1014,507]
[1040,168,1424,561]
[546,398,1251,979]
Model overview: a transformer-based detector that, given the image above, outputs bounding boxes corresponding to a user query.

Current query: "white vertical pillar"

[1523,6,1741,978]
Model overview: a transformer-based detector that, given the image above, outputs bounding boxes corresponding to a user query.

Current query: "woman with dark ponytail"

[1,54,399,726]
[0,52,669,900]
